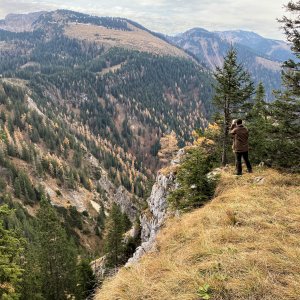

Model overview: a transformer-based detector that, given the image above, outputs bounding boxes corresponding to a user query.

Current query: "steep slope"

[96,168,300,300]
[0,79,143,253]
[0,10,214,257]
[168,28,290,100]
[0,10,213,178]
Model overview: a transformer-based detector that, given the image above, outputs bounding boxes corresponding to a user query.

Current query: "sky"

[0,0,289,40]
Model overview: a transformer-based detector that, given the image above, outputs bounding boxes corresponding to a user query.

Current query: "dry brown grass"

[64,23,189,58]
[95,168,300,300]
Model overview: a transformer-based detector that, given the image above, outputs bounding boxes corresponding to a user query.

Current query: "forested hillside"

[0,10,214,176]
[0,9,214,299]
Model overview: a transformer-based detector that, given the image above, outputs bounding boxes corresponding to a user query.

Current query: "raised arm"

[230,121,237,134]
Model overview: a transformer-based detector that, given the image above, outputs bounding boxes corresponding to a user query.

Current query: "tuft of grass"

[95,168,300,300]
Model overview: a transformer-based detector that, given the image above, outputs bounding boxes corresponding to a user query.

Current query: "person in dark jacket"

[230,119,252,175]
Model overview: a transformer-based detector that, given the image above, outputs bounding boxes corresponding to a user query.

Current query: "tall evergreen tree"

[36,197,77,300]
[271,1,300,169]
[213,47,255,165]
[246,82,271,163]
[104,203,126,268]
[0,205,24,299]
[20,244,44,300]
[75,260,97,300]
[13,177,21,198]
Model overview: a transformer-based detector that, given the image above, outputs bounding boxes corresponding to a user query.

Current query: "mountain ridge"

[167,27,290,100]
[215,29,292,62]
[0,10,190,58]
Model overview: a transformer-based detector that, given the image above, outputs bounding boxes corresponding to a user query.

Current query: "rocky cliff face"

[97,170,139,223]
[126,173,174,265]
[126,150,184,266]
[0,12,45,32]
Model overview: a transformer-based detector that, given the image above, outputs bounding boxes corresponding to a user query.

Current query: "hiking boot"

[235,173,242,176]
[247,169,253,173]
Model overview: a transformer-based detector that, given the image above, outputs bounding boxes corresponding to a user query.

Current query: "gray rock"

[91,255,107,279]
[254,176,265,185]
[126,169,176,266]
[115,186,138,223]
[207,168,222,181]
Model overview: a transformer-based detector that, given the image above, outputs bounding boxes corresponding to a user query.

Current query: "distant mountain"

[0,11,46,32]
[168,28,292,100]
[0,10,189,58]
[215,30,292,62]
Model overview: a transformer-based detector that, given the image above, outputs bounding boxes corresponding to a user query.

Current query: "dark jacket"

[230,124,249,152]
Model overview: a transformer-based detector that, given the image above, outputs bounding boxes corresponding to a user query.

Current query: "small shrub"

[168,147,217,210]
[197,284,212,300]
[55,189,62,196]
[82,210,89,217]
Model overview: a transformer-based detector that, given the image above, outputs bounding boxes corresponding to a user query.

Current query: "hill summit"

[96,168,300,300]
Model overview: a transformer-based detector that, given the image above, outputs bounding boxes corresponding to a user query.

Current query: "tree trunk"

[221,119,228,166]
[222,100,230,166]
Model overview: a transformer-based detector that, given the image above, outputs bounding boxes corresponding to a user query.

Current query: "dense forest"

[0,15,214,178]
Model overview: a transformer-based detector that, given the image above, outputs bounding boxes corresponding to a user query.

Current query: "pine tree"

[75,260,97,300]
[20,244,44,300]
[95,203,106,237]
[104,203,125,268]
[168,146,216,210]
[14,177,21,198]
[0,205,24,299]
[36,197,77,300]
[246,83,271,163]
[271,1,300,169]
[213,47,255,165]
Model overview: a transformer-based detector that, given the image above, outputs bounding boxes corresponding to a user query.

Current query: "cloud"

[0,0,287,40]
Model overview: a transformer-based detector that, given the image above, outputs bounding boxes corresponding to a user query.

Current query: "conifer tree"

[213,47,254,165]
[75,260,97,300]
[104,203,125,268]
[246,82,271,163]
[13,177,21,198]
[271,1,300,169]
[0,205,24,299]
[20,244,43,300]
[36,197,77,300]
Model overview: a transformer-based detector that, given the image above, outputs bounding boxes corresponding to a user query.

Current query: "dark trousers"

[235,151,252,175]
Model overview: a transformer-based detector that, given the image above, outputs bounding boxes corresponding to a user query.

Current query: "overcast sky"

[0,0,288,40]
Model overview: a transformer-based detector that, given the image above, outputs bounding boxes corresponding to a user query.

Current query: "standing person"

[230,119,252,175]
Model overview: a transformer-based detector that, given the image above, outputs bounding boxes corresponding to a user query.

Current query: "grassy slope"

[96,168,300,300]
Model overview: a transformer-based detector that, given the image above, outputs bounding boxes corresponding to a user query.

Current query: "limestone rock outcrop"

[126,150,184,266]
